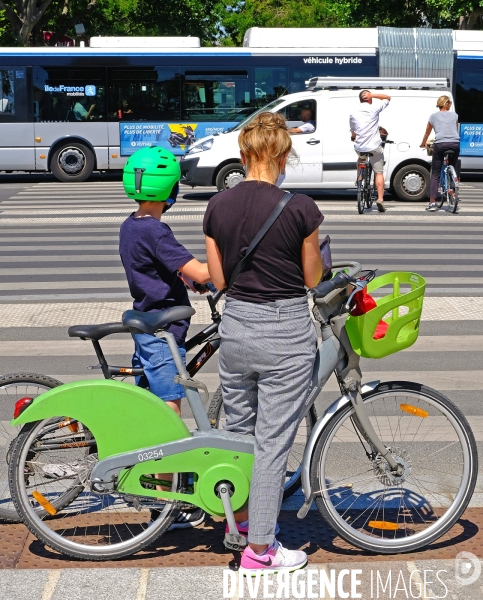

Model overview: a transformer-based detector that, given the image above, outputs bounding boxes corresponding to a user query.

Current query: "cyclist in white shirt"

[289,108,316,134]
[350,90,391,212]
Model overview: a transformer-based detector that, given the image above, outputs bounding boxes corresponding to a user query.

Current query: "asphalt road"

[1,174,483,598]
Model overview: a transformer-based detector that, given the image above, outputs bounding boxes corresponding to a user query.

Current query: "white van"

[180,77,453,201]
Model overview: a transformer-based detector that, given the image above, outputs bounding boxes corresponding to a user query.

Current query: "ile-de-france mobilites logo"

[43,84,96,97]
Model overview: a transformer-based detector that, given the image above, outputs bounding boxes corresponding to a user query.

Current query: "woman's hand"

[420,141,427,148]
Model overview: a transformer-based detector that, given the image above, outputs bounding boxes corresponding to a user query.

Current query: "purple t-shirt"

[119,213,194,342]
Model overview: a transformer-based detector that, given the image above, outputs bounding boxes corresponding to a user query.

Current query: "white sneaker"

[239,539,307,576]
[425,203,437,212]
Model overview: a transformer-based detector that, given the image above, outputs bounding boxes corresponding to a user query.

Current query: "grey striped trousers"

[219,295,317,545]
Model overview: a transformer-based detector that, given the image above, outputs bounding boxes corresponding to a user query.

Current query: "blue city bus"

[0,27,481,181]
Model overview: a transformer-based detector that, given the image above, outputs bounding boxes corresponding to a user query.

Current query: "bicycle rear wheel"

[0,373,63,521]
[310,381,477,554]
[357,187,364,214]
[9,417,179,560]
[207,386,317,499]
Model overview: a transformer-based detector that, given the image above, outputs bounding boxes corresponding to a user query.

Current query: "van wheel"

[393,164,429,201]
[215,163,245,191]
[50,142,95,182]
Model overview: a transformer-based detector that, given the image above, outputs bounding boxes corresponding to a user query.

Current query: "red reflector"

[13,397,34,419]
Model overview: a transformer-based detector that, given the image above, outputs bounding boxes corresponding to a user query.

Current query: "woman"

[420,95,460,211]
[203,112,324,575]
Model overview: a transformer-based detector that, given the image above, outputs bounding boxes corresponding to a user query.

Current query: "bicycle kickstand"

[216,482,247,552]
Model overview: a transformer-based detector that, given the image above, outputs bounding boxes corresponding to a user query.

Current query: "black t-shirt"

[203,180,324,303]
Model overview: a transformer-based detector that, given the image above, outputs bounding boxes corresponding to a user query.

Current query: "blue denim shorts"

[131,333,186,401]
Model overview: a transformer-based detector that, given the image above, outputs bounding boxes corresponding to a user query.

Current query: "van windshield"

[232,99,286,131]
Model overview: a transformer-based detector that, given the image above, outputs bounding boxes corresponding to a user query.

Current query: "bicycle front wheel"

[0,373,63,521]
[447,165,459,214]
[310,381,477,554]
[207,386,317,499]
[9,418,179,560]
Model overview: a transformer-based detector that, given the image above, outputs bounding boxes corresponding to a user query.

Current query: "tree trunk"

[459,8,483,29]
[0,0,56,45]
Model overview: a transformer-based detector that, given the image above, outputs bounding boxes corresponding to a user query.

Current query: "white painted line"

[3,214,483,224]
[40,570,61,600]
[135,568,150,600]
[1,335,482,356]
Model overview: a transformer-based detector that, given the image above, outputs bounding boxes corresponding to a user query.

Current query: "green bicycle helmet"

[123,146,181,201]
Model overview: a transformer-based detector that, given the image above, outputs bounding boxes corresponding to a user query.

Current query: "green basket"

[345,272,426,359]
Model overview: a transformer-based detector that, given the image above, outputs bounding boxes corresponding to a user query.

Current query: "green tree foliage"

[0,0,220,46]
[220,0,483,45]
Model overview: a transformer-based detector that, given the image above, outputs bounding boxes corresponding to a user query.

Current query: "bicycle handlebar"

[311,261,361,299]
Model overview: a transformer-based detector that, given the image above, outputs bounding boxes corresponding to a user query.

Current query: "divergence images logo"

[455,551,481,586]
[85,85,96,96]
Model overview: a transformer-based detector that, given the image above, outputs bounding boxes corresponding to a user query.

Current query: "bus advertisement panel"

[460,123,483,156]
[119,121,238,156]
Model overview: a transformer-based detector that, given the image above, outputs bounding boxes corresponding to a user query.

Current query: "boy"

[119,146,211,528]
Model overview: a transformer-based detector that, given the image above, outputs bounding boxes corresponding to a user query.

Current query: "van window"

[277,100,317,133]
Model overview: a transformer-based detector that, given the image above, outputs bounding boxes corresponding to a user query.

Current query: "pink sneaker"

[224,521,280,536]
[239,540,307,576]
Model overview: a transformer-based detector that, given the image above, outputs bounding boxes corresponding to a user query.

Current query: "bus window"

[0,70,15,114]
[33,67,106,122]
[455,67,483,123]
[108,68,181,121]
[254,67,287,105]
[182,71,253,122]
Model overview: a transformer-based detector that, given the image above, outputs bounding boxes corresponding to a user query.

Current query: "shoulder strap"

[226,191,295,291]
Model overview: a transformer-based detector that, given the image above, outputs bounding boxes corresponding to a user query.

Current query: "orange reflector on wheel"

[32,491,57,515]
[400,404,429,418]
[369,520,399,531]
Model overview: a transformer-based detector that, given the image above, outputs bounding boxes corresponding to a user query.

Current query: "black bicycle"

[356,151,376,214]
[0,290,315,522]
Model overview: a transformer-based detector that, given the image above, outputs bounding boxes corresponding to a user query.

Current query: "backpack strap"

[226,191,295,291]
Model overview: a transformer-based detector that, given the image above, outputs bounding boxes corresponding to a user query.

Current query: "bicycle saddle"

[68,322,129,341]
[445,150,456,156]
[359,152,373,157]
[122,307,195,334]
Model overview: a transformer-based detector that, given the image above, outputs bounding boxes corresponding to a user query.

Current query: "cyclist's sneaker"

[151,506,205,529]
[239,540,307,576]
[376,201,386,213]
[224,520,280,536]
[425,203,437,212]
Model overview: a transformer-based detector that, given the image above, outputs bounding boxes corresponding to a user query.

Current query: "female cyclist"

[420,95,460,212]
[203,112,324,575]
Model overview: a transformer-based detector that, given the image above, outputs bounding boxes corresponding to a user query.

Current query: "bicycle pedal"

[223,532,247,552]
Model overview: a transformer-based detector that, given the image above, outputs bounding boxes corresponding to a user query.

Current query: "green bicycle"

[8,263,477,559]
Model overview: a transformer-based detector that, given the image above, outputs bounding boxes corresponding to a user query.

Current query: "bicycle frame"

[11,263,400,527]
[85,291,223,381]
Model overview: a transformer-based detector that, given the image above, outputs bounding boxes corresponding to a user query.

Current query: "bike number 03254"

[138,449,164,461]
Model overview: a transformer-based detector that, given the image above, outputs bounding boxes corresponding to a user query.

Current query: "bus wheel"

[393,164,429,201]
[215,163,245,191]
[51,142,95,182]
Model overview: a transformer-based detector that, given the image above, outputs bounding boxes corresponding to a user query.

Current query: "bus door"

[278,99,322,184]
[0,68,35,170]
